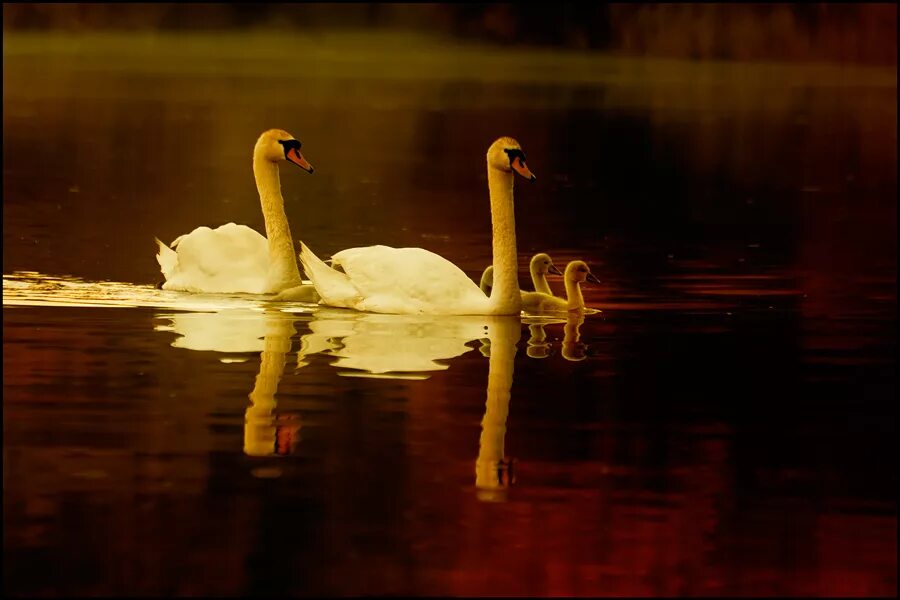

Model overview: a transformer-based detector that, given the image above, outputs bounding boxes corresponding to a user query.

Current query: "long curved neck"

[486,167,520,314]
[253,154,302,291]
[564,276,585,310]
[530,264,552,295]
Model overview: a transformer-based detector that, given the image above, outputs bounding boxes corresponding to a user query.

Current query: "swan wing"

[299,242,363,308]
[521,291,568,314]
[155,237,179,280]
[157,223,270,294]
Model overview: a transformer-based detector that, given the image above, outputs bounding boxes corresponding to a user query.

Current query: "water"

[3,32,897,596]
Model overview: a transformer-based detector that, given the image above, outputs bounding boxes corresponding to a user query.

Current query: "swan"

[520,260,600,313]
[299,137,536,315]
[155,129,319,302]
[479,252,562,296]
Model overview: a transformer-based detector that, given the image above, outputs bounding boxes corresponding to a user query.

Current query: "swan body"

[520,260,600,313]
[300,244,497,315]
[155,129,318,298]
[155,224,270,294]
[300,137,537,315]
[480,252,561,296]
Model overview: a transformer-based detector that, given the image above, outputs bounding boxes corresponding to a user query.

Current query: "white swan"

[155,129,319,301]
[520,260,600,313]
[479,252,562,296]
[299,137,536,315]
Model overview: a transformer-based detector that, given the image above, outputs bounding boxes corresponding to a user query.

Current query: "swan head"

[255,129,314,173]
[531,253,562,276]
[566,260,601,284]
[487,137,536,181]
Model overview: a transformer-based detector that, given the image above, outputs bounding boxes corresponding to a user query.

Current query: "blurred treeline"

[3,3,896,65]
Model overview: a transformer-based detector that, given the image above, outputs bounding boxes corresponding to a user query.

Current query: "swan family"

[155,129,600,316]
[481,255,600,313]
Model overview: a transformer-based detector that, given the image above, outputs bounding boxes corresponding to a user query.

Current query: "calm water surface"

[3,33,896,596]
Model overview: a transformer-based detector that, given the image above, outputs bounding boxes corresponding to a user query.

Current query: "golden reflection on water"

[294,309,485,376]
[244,316,300,458]
[2,271,295,313]
[4,272,599,498]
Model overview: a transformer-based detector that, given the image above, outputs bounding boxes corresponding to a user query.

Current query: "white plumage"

[156,223,271,294]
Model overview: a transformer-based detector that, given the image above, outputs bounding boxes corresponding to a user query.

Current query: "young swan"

[520,260,600,313]
[155,128,317,300]
[480,252,562,297]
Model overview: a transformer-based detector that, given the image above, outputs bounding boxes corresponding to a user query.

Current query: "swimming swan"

[299,137,536,315]
[480,252,562,296]
[520,260,600,313]
[155,129,318,301]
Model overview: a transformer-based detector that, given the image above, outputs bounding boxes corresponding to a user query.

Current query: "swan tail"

[155,237,178,281]
[299,242,361,307]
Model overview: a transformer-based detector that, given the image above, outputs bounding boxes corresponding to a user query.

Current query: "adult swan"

[300,137,536,315]
[155,129,318,301]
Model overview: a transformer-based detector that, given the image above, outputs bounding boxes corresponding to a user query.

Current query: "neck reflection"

[154,308,300,457]
[475,316,521,502]
[562,311,587,362]
[244,316,300,457]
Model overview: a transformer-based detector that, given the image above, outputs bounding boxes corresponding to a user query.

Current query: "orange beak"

[511,157,536,181]
[286,147,314,173]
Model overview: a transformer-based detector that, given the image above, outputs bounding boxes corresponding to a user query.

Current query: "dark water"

[3,33,897,596]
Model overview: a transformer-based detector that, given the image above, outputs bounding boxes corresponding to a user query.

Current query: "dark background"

[4,3,897,64]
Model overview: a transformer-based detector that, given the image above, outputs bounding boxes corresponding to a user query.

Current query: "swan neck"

[565,276,585,310]
[253,154,302,291]
[487,167,520,314]
[530,264,552,295]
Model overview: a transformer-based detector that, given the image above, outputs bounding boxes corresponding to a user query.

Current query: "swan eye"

[503,148,526,167]
[277,139,302,157]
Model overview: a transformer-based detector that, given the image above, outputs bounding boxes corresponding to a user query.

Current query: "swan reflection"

[293,311,529,502]
[294,308,493,377]
[244,316,301,457]
[475,316,521,502]
[522,312,589,361]
[523,315,567,359]
[155,306,595,470]
[155,309,301,457]
[155,309,273,356]
[561,311,588,361]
